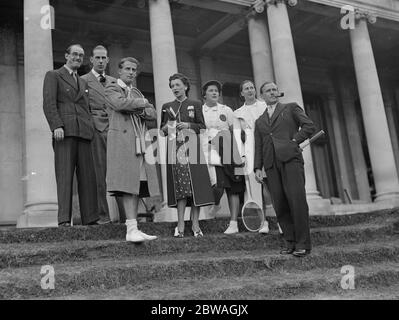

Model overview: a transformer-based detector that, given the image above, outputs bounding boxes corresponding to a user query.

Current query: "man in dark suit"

[81,45,125,224]
[43,44,99,226]
[254,82,316,257]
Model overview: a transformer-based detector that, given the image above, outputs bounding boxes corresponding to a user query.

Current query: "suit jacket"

[254,102,316,171]
[81,71,116,132]
[43,66,94,140]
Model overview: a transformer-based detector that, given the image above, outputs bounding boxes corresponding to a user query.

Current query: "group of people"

[43,43,316,257]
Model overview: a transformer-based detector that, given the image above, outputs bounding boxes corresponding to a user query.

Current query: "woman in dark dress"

[160,73,214,238]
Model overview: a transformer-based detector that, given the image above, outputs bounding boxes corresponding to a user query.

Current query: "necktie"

[72,72,79,90]
[268,105,275,118]
[99,74,106,87]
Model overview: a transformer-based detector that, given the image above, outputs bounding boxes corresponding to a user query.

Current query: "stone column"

[324,92,353,202]
[338,76,371,202]
[18,0,58,228]
[0,28,24,225]
[149,0,178,221]
[382,88,399,178]
[266,0,330,213]
[247,12,275,94]
[349,15,399,204]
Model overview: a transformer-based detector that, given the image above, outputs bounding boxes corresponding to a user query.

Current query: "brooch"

[188,105,195,118]
[219,114,227,122]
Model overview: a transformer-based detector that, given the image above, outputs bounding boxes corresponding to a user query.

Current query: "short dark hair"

[169,73,191,95]
[202,80,222,97]
[259,81,276,94]
[92,45,108,56]
[65,44,84,54]
[118,57,140,69]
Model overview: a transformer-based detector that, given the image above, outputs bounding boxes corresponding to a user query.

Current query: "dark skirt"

[212,166,245,205]
[109,181,150,198]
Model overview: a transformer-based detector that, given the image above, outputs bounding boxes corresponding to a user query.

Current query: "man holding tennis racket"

[254,82,316,257]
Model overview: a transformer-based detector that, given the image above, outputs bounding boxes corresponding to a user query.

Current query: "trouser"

[53,137,99,225]
[265,158,311,250]
[91,129,110,219]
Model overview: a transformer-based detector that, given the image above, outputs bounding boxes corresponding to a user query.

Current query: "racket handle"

[300,130,325,150]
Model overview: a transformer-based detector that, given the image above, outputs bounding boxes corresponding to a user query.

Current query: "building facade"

[1,0,399,227]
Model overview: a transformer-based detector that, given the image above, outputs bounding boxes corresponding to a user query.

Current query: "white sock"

[126,219,138,232]
[229,220,238,228]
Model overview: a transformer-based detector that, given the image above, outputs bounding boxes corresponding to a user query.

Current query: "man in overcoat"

[105,57,160,242]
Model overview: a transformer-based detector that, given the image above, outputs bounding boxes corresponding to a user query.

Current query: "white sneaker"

[126,229,146,242]
[224,224,239,235]
[258,222,270,234]
[137,230,157,241]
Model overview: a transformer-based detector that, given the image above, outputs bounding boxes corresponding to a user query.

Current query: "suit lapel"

[75,77,86,101]
[270,103,287,126]
[58,66,79,91]
[87,71,106,97]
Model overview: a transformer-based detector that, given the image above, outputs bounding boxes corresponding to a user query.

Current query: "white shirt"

[91,69,106,81]
[202,103,235,166]
[64,65,79,85]
[233,99,267,129]
[202,103,234,132]
[267,103,278,118]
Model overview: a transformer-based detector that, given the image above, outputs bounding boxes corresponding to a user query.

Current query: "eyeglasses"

[70,52,84,58]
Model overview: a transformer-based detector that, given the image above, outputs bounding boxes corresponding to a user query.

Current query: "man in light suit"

[81,45,125,224]
[254,82,316,257]
[43,44,99,226]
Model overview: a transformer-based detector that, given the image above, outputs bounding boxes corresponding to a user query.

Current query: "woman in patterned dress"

[160,73,214,238]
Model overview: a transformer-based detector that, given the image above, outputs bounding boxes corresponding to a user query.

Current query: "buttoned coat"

[43,66,94,140]
[105,79,161,197]
[254,102,316,171]
[81,71,116,132]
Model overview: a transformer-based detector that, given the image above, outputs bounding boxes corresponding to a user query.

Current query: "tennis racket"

[299,130,325,151]
[241,173,265,232]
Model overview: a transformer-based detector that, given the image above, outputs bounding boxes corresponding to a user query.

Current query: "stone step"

[1,238,398,299]
[0,218,397,269]
[54,262,399,300]
[0,208,397,244]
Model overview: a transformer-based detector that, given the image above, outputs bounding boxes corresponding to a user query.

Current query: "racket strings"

[242,203,264,232]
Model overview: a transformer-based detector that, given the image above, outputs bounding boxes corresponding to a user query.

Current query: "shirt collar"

[63,64,76,75]
[117,78,132,91]
[91,69,105,79]
[203,102,220,112]
[268,103,278,110]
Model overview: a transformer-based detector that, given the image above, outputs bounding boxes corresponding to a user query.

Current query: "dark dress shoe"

[97,218,111,225]
[58,222,71,227]
[280,248,295,255]
[292,249,311,257]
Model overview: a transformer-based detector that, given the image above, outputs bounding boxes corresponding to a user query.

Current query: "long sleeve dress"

[160,98,214,208]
